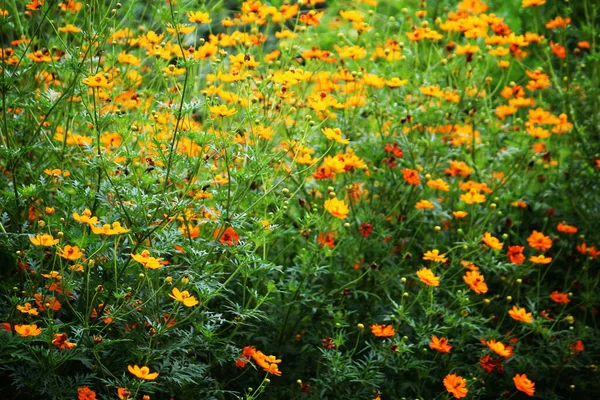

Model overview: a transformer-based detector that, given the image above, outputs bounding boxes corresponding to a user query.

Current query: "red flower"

[507,246,525,264]
[358,222,373,238]
[214,227,239,246]
[78,387,97,400]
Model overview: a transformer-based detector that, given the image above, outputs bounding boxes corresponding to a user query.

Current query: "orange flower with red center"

[15,324,42,337]
[429,336,452,353]
[52,333,77,349]
[214,226,240,246]
[463,270,488,294]
[402,168,421,185]
[57,245,84,260]
[443,373,468,399]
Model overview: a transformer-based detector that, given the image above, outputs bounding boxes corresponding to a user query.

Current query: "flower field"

[0,0,599,398]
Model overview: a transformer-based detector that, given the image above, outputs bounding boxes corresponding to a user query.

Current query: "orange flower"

[131,250,163,270]
[569,340,584,353]
[73,209,99,226]
[460,189,486,204]
[443,373,468,399]
[370,324,395,337]
[429,336,452,353]
[29,233,59,247]
[416,267,440,287]
[117,388,132,400]
[415,199,434,209]
[14,324,42,337]
[486,339,513,358]
[557,222,577,234]
[57,245,84,260]
[423,249,447,263]
[402,168,421,185]
[529,254,552,264]
[549,291,570,304]
[35,293,61,311]
[82,73,113,89]
[513,373,535,396]
[463,270,488,294]
[250,349,283,376]
[187,11,212,24]
[52,333,77,349]
[127,365,159,380]
[427,178,450,192]
[526,230,552,251]
[508,305,533,323]
[324,197,349,219]
[453,211,468,219]
[550,41,566,58]
[482,232,503,250]
[507,246,525,264]
[322,128,350,144]
[214,226,240,246]
[522,0,545,7]
[317,232,336,249]
[16,302,39,316]
[91,222,130,235]
[77,387,96,400]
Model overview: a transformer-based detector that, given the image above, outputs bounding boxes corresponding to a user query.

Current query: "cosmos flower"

[127,365,159,380]
[443,373,468,399]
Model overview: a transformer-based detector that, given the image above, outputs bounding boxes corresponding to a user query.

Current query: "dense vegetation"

[0,0,599,399]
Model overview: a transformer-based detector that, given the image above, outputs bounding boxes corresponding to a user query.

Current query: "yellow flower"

[73,209,99,226]
[324,198,349,219]
[423,249,447,263]
[427,179,450,192]
[460,189,486,204]
[127,365,159,380]
[131,250,162,270]
[453,211,468,218]
[482,232,503,250]
[416,267,440,286]
[81,73,113,89]
[15,324,42,337]
[57,245,84,261]
[187,11,212,24]
[29,234,59,247]
[322,128,350,144]
[508,305,533,323]
[41,271,62,280]
[91,222,131,235]
[415,199,434,209]
[169,287,199,307]
[209,105,237,117]
[16,303,39,316]
[58,24,81,33]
